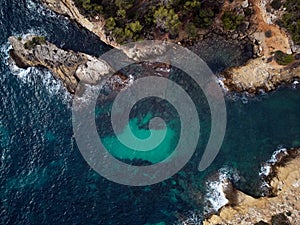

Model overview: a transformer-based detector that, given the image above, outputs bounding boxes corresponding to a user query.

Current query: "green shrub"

[24,36,46,50]
[105,17,116,31]
[115,0,134,10]
[270,0,282,10]
[93,5,103,13]
[244,8,253,17]
[274,50,294,65]
[117,9,126,19]
[130,21,143,32]
[185,22,197,38]
[183,0,201,12]
[74,0,103,15]
[265,30,272,38]
[221,11,244,30]
[124,28,133,40]
[154,6,182,36]
[195,8,215,28]
[282,0,300,45]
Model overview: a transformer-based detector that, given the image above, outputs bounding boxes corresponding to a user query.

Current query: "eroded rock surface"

[40,0,119,49]
[9,36,113,93]
[223,58,300,93]
[204,148,300,225]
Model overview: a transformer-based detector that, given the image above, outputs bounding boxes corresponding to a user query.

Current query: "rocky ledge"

[223,58,300,93]
[8,35,173,95]
[204,148,300,225]
[8,35,113,93]
[40,0,120,49]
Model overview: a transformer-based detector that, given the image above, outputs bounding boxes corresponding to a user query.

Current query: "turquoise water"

[102,113,179,164]
[95,65,300,201]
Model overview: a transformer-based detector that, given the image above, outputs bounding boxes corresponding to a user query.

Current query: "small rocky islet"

[7,0,300,224]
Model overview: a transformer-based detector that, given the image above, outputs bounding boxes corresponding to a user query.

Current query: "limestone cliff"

[9,36,113,93]
[223,58,300,93]
[40,0,120,49]
[204,148,300,225]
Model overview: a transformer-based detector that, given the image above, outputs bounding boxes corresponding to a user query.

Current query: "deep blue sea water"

[1,0,300,225]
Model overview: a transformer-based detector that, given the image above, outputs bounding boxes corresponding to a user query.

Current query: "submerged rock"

[9,35,113,93]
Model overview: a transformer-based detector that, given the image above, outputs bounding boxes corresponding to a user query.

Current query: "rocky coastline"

[223,57,300,93]
[6,1,300,224]
[203,148,300,225]
[40,0,121,50]
[8,35,173,95]
[8,35,113,93]
[38,0,300,94]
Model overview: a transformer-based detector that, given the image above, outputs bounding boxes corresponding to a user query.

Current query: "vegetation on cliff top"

[277,0,300,45]
[24,36,46,50]
[221,11,244,30]
[73,0,230,43]
[274,50,295,65]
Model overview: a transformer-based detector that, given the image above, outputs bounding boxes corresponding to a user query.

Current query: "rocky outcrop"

[219,0,300,93]
[222,58,300,93]
[41,0,172,61]
[9,36,113,93]
[40,0,120,50]
[39,0,300,94]
[204,148,300,225]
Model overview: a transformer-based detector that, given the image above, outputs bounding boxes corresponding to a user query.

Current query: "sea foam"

[204,167,240,214]
[259,147,288,177]
[258,147,288,194]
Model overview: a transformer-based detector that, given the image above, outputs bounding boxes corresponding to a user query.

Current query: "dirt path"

[250,0,291,61]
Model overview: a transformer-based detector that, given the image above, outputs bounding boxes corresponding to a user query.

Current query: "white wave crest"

[8,60,71,103]
[259,147,288,177]
[216,77,228,92]
[203,167,240,215]
[258,147,288,193]
[26,0,68,21]
[176,211,203,225]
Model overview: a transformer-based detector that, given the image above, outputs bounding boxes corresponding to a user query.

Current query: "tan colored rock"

[40,0,120,49]
[223,58,300,93]
[75,55,112,84]
[9,36,113,93]
[204,149,300,225]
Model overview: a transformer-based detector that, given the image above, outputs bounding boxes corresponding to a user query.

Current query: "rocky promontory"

[204,148,300,225]
[220,0,300,93]
[9,35,113,93]
[223,58,300,93]
[8,35,173,94]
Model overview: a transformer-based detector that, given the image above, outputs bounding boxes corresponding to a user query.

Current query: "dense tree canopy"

[221,11,244,30]
[281,0,300,45]
[73,0,224,43]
